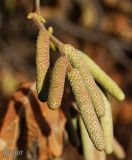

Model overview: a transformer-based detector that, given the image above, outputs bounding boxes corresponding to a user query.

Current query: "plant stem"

[30,12,62,47]
[33,0,40,15]
[30,0,72,71]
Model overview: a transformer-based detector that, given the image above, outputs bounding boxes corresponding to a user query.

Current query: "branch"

[32,0,40,15]
[28,0,72,71]
[29,0,62,49]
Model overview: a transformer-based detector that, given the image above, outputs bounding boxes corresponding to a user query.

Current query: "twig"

[32,0,40,15]
[28,0,72,71]
[29,12,62,49]
[30,0,63,51]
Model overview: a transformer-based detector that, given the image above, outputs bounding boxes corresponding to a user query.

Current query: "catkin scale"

[68,68,104,151]
[48,56,68,109]
[64,44,105,118]
[100,92,113,154]
[36,29,50,101]
[79,51,125,101]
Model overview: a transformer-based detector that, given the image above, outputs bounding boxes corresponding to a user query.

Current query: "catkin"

[36,29,50,101]
[113,138,126,159]
[100,92,113,154]
[79,116,96,160]
[48,56,68,109]
[79,51,125,101]
[68,68,104,151]
[94,150,106,160]
[64,44,105,118]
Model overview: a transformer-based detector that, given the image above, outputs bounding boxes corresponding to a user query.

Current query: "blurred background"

[0,0,132,160]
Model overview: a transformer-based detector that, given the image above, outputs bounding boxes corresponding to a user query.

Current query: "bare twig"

[28,12,62,49]
[28,0,72,72]
[32,0,40,15]
[30,0,63,50]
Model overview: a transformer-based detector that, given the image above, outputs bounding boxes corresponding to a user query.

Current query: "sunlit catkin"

[68,68,104,151]
[36,29,50,101]
[94,150,106,160]
[64,44,105,118]
[100,92,113,154]
[79,51,125,101]
[79,116,96,160]
[48,56,68,109]
[113,138,126,159]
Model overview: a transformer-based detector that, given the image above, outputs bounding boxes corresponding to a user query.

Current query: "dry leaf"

[0,82,66,160]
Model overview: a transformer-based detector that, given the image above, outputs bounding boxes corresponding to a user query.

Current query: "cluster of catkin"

[36,29,125,154]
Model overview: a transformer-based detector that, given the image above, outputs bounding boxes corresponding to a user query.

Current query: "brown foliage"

[0,82,66,160]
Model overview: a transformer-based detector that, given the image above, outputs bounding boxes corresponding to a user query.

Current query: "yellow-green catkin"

[68,68,104,151]
[36,29,50,101]
[79,116,96,160]
[100,92,113,154]
[79,51,125,101]
[48,56,68,109]
[64,44,105,118]
[94,150,106,160]
[113,138,126,159]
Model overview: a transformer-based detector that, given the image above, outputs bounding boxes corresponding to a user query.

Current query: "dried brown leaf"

[0,82,66,160]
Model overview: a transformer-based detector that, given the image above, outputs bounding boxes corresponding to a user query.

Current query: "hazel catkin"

[100,92,113,154]
[79,51,125,101]
[68,68,104,151]
[48,56,68,109]
[113,138,126,159]
[64,44,105,118]
[36,29,50,101]
[79,116,96,160]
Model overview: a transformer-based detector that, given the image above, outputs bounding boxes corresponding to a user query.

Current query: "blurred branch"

[107,39,132,70]
[47,17,132,71]
[78,0,105,28]
[91,0,105,17]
